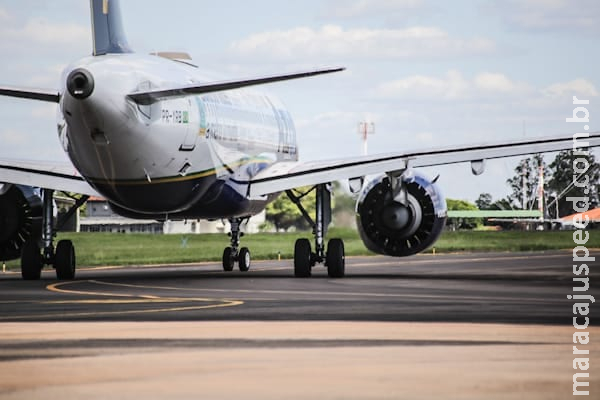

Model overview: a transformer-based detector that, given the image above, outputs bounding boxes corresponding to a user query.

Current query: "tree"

[506,154,549,210]
[475,193,514,211]
[490,197,514,211]
[265,183,355,231]
[446,198,480,229]
[447,199,478,211]
[331,182,357,228]
[332,187,355,215]
[547,150,599,217]
[265,188,316,231]
[475,193,493,210]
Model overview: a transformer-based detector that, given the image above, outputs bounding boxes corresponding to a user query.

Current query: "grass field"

[2,229,597,269]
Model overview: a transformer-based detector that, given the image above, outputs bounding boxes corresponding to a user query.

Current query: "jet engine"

[0,185,43,261]
[356,170,447,257]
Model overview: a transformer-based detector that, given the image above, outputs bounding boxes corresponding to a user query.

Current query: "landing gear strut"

[20,189,88,281]
[287,184,345,278]
[222,218,251,272]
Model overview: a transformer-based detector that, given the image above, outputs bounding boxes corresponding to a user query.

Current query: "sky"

[0,0,598,203]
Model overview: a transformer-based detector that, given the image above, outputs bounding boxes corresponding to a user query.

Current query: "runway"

[0,251,598,399]
[0,251,592,323]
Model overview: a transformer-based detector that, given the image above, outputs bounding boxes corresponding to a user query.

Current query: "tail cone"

[67,69,94,100]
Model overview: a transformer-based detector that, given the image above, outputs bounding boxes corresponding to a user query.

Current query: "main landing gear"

[21,189,88,281]
[219,183,345,278]
[222,218,251,272]
[287,184,345,278]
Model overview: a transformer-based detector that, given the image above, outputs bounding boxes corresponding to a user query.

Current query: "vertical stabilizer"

[90,0,132,55]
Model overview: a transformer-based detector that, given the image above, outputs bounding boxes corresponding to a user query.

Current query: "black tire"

[55,240,76,280]
[294,239,312,278]
[238,247,251,272]
[21,241,43,281]
[222,247,235,271]
[326,238,345,278]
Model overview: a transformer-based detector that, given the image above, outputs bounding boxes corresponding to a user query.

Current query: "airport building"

[80,197,266,234]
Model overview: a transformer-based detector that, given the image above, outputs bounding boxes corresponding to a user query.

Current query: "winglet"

[90,0,133,55]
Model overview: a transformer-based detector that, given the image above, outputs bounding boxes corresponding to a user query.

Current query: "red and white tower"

[358,122,375,156]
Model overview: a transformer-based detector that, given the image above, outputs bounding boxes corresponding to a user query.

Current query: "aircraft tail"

[90,0,132,56]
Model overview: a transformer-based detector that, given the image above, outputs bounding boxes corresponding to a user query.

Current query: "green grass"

[2,228,597,269]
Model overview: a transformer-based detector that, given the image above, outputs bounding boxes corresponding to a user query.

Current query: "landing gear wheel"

[238,247,251,272]
[55,240,76,280]
[21,241,43,281]
[222,247,235,272]
[326,238,345,278]
[294,238,312,278]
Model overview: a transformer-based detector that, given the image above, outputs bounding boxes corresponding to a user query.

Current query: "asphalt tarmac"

[0,251,598,399]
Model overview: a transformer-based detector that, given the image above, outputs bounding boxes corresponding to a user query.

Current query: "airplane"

[0,0,598,281]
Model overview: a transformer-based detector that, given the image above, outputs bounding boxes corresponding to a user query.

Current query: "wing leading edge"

[0,160,99,196]
[244,132,600,197]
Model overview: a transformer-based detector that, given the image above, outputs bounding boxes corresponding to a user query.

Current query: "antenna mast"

[358,121,375,156]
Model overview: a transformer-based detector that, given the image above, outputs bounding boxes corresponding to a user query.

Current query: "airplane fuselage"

[59,54,298,218]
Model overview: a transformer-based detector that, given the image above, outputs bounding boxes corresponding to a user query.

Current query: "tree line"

[263,150,598,232]
[476,150,598,218]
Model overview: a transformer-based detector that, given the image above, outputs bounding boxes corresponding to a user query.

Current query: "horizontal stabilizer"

[0,86,59,103]
[127,67,345,105]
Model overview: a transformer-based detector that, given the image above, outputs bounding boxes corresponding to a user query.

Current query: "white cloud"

[474,73,531,94]
[376,71,463,99]
[0,7,10,21]
[375,70,532,101]
[0,17,89,52]
[542,79,599,99]
[490,0,600,32]
[324,0,424,19]
[415,131,435,144]
[15,18,88,45]
[296,111,358,130]
[27,64,67,88]
[31,104,57,119]
[230,25,495,61]
[0,123,66,160]
[0,129,29,146]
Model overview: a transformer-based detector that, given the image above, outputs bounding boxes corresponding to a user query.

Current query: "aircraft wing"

[0,159,99,196]
[245,132,600,197]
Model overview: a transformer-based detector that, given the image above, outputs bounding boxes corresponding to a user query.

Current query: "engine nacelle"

[0,185,43,261]
[356,170,447,257]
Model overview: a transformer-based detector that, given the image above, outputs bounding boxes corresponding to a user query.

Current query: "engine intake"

[0,186,42,261]
[356,171,447,257]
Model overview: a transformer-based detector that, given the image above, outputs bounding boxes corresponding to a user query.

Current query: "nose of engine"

[66,68,95,100]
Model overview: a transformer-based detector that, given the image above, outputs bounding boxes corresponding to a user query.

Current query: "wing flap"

[246,132,600,197]
[127,67,345,105]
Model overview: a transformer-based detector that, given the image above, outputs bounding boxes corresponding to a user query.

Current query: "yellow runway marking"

[84,278,552,305]
[0,280,244,321]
